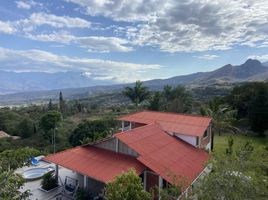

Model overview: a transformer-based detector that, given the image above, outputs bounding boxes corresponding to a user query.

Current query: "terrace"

[16,159,84,200]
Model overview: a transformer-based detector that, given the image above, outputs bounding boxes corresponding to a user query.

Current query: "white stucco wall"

[174,133,197,147]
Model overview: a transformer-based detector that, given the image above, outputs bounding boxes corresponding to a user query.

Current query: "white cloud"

[66,0,268,53]
[26,32,133,52]
[0,47,161,82]
[0,21,16,34]
[76,36,133,52]
[197,54,219,60]
[16,0,43,10]
[26,32,75,44]
[65,0,162,22]
[16,1,31,9]
[248,54,268,62]
[10,12,90,33]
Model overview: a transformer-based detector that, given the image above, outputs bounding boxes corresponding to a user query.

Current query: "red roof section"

[0,131,10,138]
[118,111,212,137]
[43,146,146,183]
[115,124,209,186]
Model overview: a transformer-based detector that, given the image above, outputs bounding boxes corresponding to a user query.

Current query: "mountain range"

[0,59,268,105]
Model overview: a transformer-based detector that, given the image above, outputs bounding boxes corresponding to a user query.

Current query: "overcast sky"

[0,0,268,83]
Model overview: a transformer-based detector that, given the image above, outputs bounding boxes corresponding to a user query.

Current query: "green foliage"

[75,188,89,200]
[248,84,268,135]
[105,169,151,200]
[48,99,54,111]
[41,172,58,191]
[147,85,193,113]
[227,82,266,118]
[0,147,40,200]
[148,92,161,111]
[151,174,185,200]
[40,111,62,132]
[0,108,21,135]
[69,119,116,146]
[162,85,193,113]
[190,140,268,200]
[16,117,35,138]
[0,147,39,171]
[200,97,237,135]
[59,91,66,113]
[123,81,150,108]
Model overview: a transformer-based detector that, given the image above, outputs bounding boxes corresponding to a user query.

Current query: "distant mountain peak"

[244,59,262,66]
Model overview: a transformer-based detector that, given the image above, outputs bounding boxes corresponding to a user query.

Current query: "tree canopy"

[123,81,150,108]
[105,169,151,200]
[0,147,40,200]
[190,138,268,200]
[39,111,62,132]
[69,119,116,146]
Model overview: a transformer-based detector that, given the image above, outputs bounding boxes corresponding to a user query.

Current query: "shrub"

[41,173,58,191]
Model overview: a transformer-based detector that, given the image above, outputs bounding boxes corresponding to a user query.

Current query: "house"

[44,111,212,199]
[0,130,20,140]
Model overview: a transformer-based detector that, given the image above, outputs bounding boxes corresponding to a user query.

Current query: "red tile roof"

[118,111,212,136]
[43,146,146,183]
[0,131,10,138]
[115,124,209,186]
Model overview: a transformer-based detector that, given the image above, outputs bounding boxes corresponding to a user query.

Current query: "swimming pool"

[22,166,55,181]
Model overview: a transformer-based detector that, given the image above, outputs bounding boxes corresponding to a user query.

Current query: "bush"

[41,173,58,191]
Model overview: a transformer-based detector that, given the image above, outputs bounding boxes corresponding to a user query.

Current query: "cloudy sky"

[1,0,268,83]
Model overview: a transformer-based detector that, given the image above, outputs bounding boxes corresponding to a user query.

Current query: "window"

[196,137,199,146]
[203,130,208,138]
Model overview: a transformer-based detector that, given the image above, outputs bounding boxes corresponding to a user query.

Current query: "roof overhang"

[43,146,146,183]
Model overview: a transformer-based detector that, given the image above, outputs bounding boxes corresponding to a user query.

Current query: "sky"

[1,0,268,83]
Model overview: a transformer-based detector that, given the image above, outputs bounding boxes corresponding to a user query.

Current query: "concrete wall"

[118,140,139,157]
[94,137,138,157]
[175,134,197,147]
[94,138,116,152]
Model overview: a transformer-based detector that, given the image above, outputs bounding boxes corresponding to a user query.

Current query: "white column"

[143,171,147,191]
[129,122,132,130]
[55,164,59,180]
[121,121,125,132]
[209,124,212,151]
[116,138,119,153]
[83,175,87,189]
[158,176,163,200]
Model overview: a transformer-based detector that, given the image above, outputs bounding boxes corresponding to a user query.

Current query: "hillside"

[0,59,268,106]
[0,71,115,94]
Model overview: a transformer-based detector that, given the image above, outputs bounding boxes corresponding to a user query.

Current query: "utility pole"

[53,128,55,154]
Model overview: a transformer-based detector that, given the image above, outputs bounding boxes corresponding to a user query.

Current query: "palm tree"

[200,98,238,136]
[123,81,150,109]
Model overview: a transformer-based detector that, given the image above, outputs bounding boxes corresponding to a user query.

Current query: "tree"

[16,117,34,138]
[189,140,268,200]
[148,92,161,111]
[248,84,268,135]
[0,147,39,199]
[105,169,151,200]
[40,111,62,133]
[200,97,237,136]
[163,85,193,113]
[48,99,53,110]
[59,91,66,113]
[227,82,268,118]
[69,119,116,146]
[123,81,150,108]
[40,111,62,152]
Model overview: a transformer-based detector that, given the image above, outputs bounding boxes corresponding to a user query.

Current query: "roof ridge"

[43,146,82,160]
[141,110,212,119]
[156,120,209,128]
[114,122,158,136]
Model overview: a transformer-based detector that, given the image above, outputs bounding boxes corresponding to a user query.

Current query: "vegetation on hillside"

[0,81,268,199]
